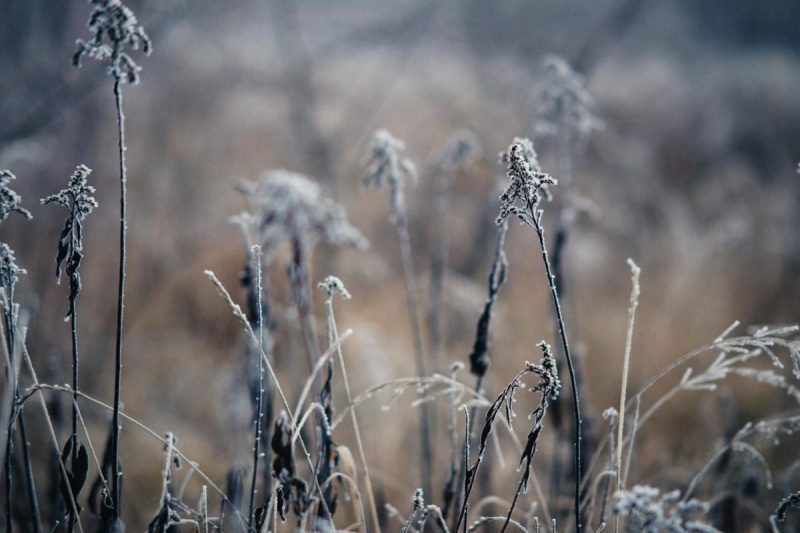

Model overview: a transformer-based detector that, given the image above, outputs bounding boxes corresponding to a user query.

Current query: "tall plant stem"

[110,76,127,518]
[18,413,41,533]
[325,296,381,533]
[3,295,41,533]
[529,212,582,533]
[247,250,265,530]
[450,375,481,532]
[67,290,79,533]
[395,217,433,499]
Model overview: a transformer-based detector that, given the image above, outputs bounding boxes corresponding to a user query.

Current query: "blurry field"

[1,0,800,531]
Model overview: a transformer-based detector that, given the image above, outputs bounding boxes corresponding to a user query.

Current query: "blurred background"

[1,0,800,529]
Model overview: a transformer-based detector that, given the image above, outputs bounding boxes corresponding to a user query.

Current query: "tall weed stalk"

[72,0,151,520]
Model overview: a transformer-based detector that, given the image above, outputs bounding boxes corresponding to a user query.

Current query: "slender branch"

[247,247,265,529]
[528,210,583,532]
[323,287,382,532]
[110,75,127,518]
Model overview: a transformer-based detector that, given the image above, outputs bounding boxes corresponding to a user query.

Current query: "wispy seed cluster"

[238,170,367,258]
[0,170,32,222]
[497,138,557,224]
[363,129,417,191]
[72,0,152,84]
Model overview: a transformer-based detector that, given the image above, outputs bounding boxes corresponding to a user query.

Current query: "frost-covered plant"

[501,342,561,532]
[239,170,365,370]
[1,244,40,532]
[454,347,560,533]
[0,170,32,222]
[42,164,97,532]
[496,140,557,226]
[428,130,481,371]
[317,275,382,532]
[496,138,584,531]
[362,128,433,498]
[613,486,719,532]
[238,171,366,259]
[42,164,98,297]
[0,244,25,301]
[533,55,600,151]
[72,0,151,519]
[72,0,152,84]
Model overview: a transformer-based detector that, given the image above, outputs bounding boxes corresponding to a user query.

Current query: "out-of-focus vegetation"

[1,0,800,531]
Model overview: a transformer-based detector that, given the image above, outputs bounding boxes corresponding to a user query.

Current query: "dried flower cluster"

[0,244,25,303]
[533,55,600,146]
[0,170,32,222]
[238,171,367,259]
[363,129,417,191]
[613,486,719,533]
[531,341,561,402]
[42,164,98,288]
[432,129,482,173]
[318,275,351,301]
[72,0,152,84]
[496,139,557,225]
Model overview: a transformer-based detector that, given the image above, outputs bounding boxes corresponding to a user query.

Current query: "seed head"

[0,243,25,297]
[533,55,600,145]
[497,139,556,224]
[73,0,152,84]
[531,341,561,402]
[238,170,367,259]
[41,164,98,220]
[432,129,482,173]
[318,275,351,301]
[363,129,417,191]
[0,170,32,222]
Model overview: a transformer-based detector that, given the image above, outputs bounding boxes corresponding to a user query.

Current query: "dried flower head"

[432,129,482,173]
[531,341,561,401]
[533,55,600,146]
[0,243,25,301]
[613,486,719,533]
[42,164,98,222]
[318,275,351,301]
[73,0,152,84]
[0,170,32,222]
[42,165,98,316]
[238,170,367,260]
[363,129,417,191]
[497,139,556,224]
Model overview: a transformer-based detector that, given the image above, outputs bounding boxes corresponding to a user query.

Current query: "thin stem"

[3,294,40,533]
[247,249,265,530]
[20,342,83,533]
[18,413,41,533]
[451,375,481,532]
[529,211,582,533]
[68,293,79,533]
[325,297,382,532]
[615,260,640,494]
[111,75,127,518]
[395,203,434,499]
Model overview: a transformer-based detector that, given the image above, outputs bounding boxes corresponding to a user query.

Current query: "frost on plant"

[496,138,557,225]
[238,170,367,259]
[363,129,417,191]
[72,0,152,84]
[533,55,601,147]
[0,170,32,222]
[0,243,25,307]
[432,129,482,173]
[613,486,720,533]
[42,164,98,315]
[318,275,351,301]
